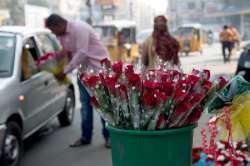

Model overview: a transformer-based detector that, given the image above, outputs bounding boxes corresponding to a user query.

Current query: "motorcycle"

[235,43,250,82]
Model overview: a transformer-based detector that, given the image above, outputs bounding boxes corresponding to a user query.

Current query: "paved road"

[20,43,243,166]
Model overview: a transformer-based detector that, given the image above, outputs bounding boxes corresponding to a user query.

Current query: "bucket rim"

[107,124,197,136]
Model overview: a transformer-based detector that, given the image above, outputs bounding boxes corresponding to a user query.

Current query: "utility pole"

[86,0,93,25]
[129,1,133,20]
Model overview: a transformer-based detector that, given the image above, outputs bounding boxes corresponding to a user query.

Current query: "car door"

[19,37,54,136]
[35,33,67,118]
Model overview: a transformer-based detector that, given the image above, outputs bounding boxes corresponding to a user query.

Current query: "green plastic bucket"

[107,125,196,166]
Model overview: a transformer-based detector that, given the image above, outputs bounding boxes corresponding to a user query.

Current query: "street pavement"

[20,43,244,166]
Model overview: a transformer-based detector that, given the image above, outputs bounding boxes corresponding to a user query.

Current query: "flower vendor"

[45,14,111,148]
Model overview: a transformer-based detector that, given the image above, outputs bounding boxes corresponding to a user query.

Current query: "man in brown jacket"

[219,25,234,63]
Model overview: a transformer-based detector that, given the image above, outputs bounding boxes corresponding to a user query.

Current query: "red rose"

[169,70,180,77]
[189,93,204,105]
[125,64,134,75]
[174,89,188,103]
[126,73,141,88]
[218,76,228,89]
[119,84,128,101]
[86,75,100,88]
[100,58,111,68]
[175,79,191,90]
[188,107,203,125]
[159,72,168,82]
[37,52,54,64]
[144,80,160,90]
[231,159,242,166]
[175,103,192,115]
[170,103,192,126]
[156,91,168,102]
[43,52,54,60]
[203,69,211,80]
[143,90,156,107]
[188,75,200,86]
[104,74,119,95]
[105,74,118,85]
[112,61,123,75]
[90,96,100,108]
[203,80,213,91]
[161,81,174,96]
[79,72,87,81]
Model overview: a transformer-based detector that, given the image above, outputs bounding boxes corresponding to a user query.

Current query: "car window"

[177,27,194,37]
[36,34,61,55]
[0,33,16,77]
[47,34,62,51]
[94,26,116,43]
[21,37,39,81]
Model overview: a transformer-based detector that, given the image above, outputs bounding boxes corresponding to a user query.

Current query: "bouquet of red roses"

[36,51,69,84]
[79,58,227,130]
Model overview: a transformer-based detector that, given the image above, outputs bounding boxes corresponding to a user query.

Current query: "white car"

[0,26,75,166]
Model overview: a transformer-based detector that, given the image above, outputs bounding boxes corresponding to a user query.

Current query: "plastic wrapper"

[208,75,250,113]
[37,53,70,84]
[217,92,250,142]
[80,59,225,130]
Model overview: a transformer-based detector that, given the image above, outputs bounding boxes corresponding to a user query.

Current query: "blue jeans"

[77,79,109,140]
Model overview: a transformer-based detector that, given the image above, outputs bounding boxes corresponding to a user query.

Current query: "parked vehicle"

[136,29,153,54]
[236,43,250,82]
[136,29,153,45]
[175,24,206,56]
[94,20,139,63]
[0,26,75,166]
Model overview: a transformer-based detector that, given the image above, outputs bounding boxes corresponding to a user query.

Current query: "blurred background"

[1,0,250,40]
[1,1,250,166]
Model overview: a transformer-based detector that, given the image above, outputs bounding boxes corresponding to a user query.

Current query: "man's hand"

[55,49,71,60]
[60,49,71,56]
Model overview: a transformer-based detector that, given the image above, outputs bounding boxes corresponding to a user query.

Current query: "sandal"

[69,138,91,147]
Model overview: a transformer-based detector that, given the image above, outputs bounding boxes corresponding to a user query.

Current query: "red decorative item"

[112,61,123,75]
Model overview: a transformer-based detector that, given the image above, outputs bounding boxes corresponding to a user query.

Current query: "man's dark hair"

[45,14,67,27]
[223,25,228,30]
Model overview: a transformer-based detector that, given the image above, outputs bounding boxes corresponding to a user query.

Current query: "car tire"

[0,121,22,166]
[58,89,75,127]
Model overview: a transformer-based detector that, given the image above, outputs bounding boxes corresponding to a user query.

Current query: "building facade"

[168,0,250,39]
[168,0,205,30]
[95,0,121,21]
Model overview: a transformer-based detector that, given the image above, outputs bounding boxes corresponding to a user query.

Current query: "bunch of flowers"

[36,51,69,84]
[193,108,250,166]
[80,58,227,130]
